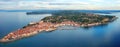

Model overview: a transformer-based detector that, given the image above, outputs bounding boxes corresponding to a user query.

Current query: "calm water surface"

[0,12,120,47]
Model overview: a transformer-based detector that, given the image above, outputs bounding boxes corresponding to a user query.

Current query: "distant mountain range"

[26,10,120,15]
[0,10,120,14]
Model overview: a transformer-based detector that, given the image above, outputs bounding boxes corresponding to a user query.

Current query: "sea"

[0,11,120,47]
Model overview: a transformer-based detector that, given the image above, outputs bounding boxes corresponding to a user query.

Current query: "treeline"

[41,11,115,23]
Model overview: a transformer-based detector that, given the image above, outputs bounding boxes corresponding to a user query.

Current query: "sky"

[0,0,120,10]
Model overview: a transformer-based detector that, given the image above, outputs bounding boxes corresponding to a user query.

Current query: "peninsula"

[0,11,117,43]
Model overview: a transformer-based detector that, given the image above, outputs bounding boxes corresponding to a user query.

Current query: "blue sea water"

[0,12,120,47]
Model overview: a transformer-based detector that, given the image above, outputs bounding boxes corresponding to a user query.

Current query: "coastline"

[0,21,57,43]
[0,16,118,43]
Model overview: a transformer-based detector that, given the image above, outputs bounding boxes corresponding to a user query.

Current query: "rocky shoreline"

[0,21,57,43]
[0,16,117,43]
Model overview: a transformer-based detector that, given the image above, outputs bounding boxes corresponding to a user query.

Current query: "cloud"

[18,1,90,7]
[0,0,119,10]
[0,0,18,1]
[116,0,120,3]
[0,0,51,1]
[90,0,104,2]
[0,1,90,10]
